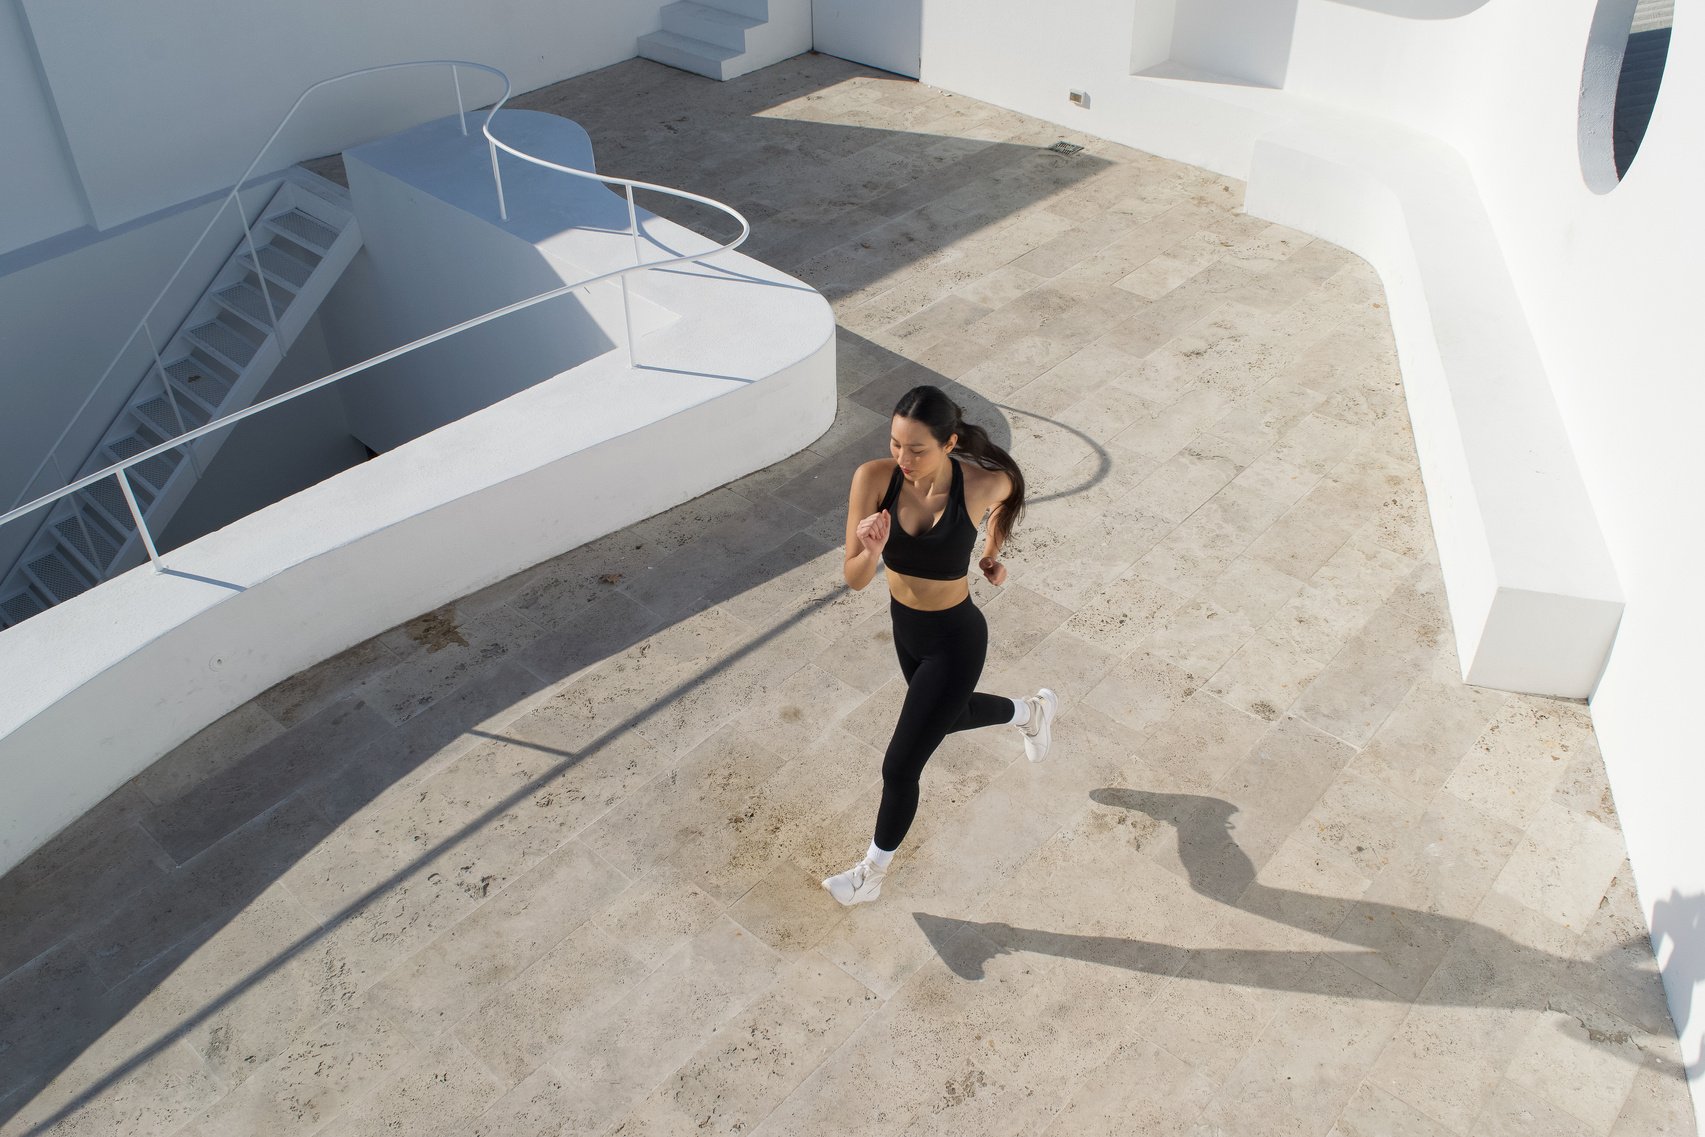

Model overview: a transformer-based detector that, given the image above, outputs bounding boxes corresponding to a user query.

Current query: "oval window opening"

[1579,0,1673,191]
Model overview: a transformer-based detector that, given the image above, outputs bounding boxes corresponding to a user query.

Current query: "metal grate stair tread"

[83,479,137,533]
[185,320,258,369]
[263,208,339,252]
[214,279,286,328]
[165,358,233,411]
[26,550,92,603]
[240,243,316,289]
[1,589,47,627]
[55,515,119,571]
[135,394,206,436]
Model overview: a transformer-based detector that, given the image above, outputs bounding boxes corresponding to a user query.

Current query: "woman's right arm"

[844,462,888,590]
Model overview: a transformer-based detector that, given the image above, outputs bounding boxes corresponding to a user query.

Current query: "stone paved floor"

[0,54,1695,1137]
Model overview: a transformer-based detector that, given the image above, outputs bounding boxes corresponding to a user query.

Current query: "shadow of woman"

[911,787,1672,1071]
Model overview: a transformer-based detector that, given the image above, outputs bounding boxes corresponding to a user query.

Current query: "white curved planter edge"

[0,273,836,877]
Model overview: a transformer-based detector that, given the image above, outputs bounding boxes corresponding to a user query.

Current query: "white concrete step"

[707,0,770,19]
[661,1,761,51]
[638,28,743,81]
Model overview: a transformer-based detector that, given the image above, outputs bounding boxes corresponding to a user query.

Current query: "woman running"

[823,385,1056,906]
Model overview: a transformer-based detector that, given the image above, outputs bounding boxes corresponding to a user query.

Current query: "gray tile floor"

[1,53,1695,1137]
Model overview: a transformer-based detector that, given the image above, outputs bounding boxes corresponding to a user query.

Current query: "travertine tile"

[1491,800,1627,931]
[175,997,417,1137]
[1444,698,1594,832]
[1189,956,1410,1137]
[1503,1006,1643,1133]
[313,1036,504,1137]
[366,840,629,1045]
[255,635,399,727]
[608,953,878,1136]
[1328,1083,1459,1137]
[453,921,649,1090]
[534,918,783,1134]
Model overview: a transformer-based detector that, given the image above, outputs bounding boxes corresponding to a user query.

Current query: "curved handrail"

[0,61,752,576]
[9,61,513,514]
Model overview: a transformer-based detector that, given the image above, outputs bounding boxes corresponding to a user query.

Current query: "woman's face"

[890,414,956,483]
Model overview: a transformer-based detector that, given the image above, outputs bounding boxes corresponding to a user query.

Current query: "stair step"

[25,548,93,604]
[214,279,287,330]
[83,478,138,534]
[263,207,339,253]
[104,434,167,494]
[705,0,769,20]
[0,588,48,628]
[55,512,120,573]
[185,319,259,370]
[134,393,209,437]
[661,1,761,51]
[240,242,317,290]
[639,29,743,81]
[165,357,234,413]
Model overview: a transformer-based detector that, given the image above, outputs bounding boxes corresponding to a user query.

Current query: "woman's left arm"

[975,470,1014,585]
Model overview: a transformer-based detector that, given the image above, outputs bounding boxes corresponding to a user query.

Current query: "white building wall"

[0,0,675,258]
[922,0,1705,1120]
[0,0,89,251]
[14,0,672,235]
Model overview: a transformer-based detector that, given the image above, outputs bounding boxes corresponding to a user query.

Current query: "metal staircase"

[0,169,361,628]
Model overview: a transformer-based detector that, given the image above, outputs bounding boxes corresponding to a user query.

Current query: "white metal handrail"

[8,61,512,515]
[1,60,751,587]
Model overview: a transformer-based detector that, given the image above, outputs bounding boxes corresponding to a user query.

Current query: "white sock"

[866,842,894,870]
[1009,697,1031,728]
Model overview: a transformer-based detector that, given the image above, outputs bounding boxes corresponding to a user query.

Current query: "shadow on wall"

[1651,890,1705,1068]
[1324,0,1492,18]
[1148,0,1493,93]
[0,53,1123,1131]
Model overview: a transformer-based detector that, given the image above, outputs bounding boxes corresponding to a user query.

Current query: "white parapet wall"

[1244,119,1624,697]
[921,0,1703,1121]
[0,110,836,878]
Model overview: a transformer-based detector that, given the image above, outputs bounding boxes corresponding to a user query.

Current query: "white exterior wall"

[923,0,1705,1121]
[0,336,834,881]
[0,0,88,250]
[12,0,672,236]
[0,0,673,257]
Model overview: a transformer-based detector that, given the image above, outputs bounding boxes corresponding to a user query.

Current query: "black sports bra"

[879,460,980,581]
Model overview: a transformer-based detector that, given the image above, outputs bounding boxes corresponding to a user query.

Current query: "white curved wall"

[923,0,1704,1122]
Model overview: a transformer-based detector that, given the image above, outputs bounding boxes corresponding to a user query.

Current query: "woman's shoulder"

[960,459,1012,501]
[852,457,899,485]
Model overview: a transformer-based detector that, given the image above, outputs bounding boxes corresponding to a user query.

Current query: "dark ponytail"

[893,386,1025,549]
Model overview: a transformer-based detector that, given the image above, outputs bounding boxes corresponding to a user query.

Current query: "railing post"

[623,184,644,368]
[489,140,508,221]
[453,66,467,136]
[115,468,163,573]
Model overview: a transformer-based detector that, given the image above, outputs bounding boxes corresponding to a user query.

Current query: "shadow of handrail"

[14,594,826,1136]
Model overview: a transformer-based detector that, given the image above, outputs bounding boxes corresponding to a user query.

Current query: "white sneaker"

[822,858,886,906]
[1018,688,1057,763]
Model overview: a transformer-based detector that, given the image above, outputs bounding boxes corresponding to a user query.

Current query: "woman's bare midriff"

[887,570,971,612]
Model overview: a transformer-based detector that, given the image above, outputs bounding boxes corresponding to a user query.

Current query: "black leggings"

[874,596,1013,851]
